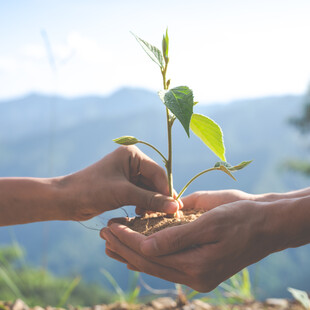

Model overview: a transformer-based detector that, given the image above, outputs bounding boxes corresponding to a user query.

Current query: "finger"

[100,227,112,241]
[173,190,184,209]
[135,207,145,216]
[181,191,225,211]
[105,248,128,264]
[109,222,196,257]
[181,193,199,210]
[105,225,190,285]
[138,153,170,196]
[127,264,141,272]
[138,218,213,256]
[107,217,129,226]
[109,211,217,258]
[101,228,128,263]
[109,223,202,269]
[109,223,147,253]
[125,183,179,214]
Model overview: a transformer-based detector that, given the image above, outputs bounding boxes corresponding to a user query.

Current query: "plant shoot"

[114,29,251,201]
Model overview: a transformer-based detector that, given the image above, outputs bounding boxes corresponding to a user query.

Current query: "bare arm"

[254,187,310,202]
[0,177,70,225]
[0,146,178,227]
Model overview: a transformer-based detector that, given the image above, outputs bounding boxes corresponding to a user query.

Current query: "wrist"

[56,173,92,221]
[260,197,310,253]
[252,192,282,202]
[59,170,111,221]
[48,175,77,221]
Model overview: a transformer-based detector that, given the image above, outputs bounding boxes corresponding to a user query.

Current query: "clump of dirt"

[126,209,205,236]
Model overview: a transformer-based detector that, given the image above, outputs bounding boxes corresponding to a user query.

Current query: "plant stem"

[176,167,221,200]
[162,58,173,197]
[166,108,173,197]
[138,141,168,164]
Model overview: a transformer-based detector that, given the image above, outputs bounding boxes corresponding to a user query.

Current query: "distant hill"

[0,88,309,298]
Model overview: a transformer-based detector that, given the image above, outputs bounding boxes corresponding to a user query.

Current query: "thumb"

[126,183,179,214]
[140,219,203,256]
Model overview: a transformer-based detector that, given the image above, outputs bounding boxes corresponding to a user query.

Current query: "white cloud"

[22,44,46,60]
[0,57,18,73]
[1,0,310,102]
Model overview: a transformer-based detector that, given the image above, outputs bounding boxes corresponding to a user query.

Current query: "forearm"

[253,187,310,202]
[263,195,310,252]
[0,177,72,226]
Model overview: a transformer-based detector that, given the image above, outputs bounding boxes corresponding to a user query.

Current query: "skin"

[0,146,179,226]
[101,188,310,292]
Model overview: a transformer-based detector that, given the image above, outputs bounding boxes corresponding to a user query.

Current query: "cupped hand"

[65,146,180,221]
[101,194,276,292]
[182,189,253,211]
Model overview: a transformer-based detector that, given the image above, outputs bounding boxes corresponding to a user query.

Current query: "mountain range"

[0,88,309,298]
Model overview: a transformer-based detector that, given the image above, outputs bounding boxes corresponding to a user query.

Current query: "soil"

[125,209,205,236]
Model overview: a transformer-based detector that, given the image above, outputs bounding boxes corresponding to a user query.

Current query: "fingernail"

[100,228,109,241]
[164,200,178,213]
[140,237,158,256]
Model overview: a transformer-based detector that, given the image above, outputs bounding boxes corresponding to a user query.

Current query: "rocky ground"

[0,298,306,310]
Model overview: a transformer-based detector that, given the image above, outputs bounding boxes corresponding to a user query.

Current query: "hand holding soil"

[101,188,310,292]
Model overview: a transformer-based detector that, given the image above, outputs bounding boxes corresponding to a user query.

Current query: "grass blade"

[57,276,81,308]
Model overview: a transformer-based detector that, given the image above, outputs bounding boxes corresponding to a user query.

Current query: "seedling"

[114,29,251,203]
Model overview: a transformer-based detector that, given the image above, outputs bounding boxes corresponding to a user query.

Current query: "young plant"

[114,29,251,203]
[101,268,141,304]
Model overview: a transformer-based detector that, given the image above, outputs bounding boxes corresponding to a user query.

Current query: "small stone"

[265,298,289,308]
[93,305,108,310]
[107,302,129,310]
[149,297,177,309]
[191,300,213,310]
[11,300,29,310]
[33,307,44,310]
[180,305,193,310]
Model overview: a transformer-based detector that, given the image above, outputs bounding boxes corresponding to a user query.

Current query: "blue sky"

[1,0,310,103]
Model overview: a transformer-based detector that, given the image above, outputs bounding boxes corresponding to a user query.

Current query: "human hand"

[181,189,253,211]
[101,193,279,292]
[63,146,180,221]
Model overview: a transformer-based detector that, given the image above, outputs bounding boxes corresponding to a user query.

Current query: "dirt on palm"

[125,209,205,236]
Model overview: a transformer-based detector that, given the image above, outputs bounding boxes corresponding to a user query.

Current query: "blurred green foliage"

[0,243,113,307]
[286,85,310,176]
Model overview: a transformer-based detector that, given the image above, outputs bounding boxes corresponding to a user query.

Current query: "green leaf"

[162,28,169,61]
[191,113,226,161]
[101,268,125,302]
[214,161,252,172]
[131,32,164,69]
[218,164,236,181]
[113,136,139,145]
[57,276,81,308]
[0,266,24,298]
[160,86,194,137]
[229,160,253,171]
[288,287,310,310]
